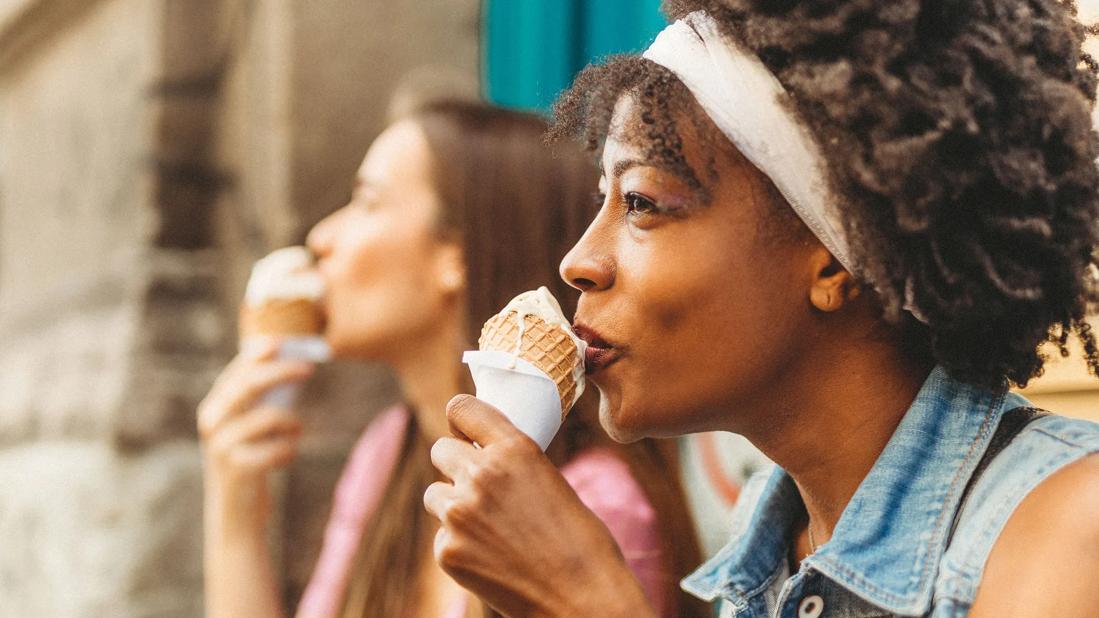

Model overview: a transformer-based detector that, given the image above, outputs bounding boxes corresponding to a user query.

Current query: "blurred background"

[1,0,1097,616]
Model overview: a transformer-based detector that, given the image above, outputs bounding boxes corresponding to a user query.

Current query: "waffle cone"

[478,312,580,418]
[240,299,324,338]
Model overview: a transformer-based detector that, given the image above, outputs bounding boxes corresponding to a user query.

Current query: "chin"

[595,386,647,444]
[325,328,385,361]
[596,382,700,441]
[323,327,358,358]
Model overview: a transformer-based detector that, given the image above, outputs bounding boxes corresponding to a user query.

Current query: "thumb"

[446,394,523,446]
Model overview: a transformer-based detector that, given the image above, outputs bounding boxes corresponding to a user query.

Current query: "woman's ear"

[807,248,860,312]
[434,241,466,296]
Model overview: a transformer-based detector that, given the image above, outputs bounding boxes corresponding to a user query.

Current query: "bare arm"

[969,454,1099,618]
[203,491,286,618]
[424,395,657,617]
[197,342,314,618]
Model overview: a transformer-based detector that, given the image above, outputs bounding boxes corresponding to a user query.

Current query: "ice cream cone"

[240,298,325,338]
[239,246,327,344]
[240,247,330,407]
[479,311,581,418]
[463,287,585,450]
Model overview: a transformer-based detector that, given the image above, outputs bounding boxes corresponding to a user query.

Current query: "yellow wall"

[1017,343,1099,422]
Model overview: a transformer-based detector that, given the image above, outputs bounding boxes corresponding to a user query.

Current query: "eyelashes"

[591,188,687,223]
[624,192,658,216]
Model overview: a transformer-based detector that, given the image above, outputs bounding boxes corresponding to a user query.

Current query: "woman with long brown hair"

[198,99,704,617]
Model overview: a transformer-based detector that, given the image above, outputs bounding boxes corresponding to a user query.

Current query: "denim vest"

[681,366,1099,617]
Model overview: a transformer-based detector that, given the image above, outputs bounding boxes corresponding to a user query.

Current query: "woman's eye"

[624,192,658,216]
[592,191,607,208]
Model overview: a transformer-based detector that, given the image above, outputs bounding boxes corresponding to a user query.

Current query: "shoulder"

[938,414,1099,612]
[559,446,671,614]
[330,405,410,514]
[989,450,1099,559]
[559,448,660,545]
[969,452,1099,617]
[358,404,410,446]
[560,447,656,521]
[343,404,410,476]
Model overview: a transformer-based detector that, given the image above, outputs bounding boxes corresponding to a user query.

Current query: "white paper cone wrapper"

[462,351,563,451]
[241,335,330,408]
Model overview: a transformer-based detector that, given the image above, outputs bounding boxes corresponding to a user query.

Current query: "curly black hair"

[551,0,1099,389]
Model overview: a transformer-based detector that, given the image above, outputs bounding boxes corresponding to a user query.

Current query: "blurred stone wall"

[0,0,479,615]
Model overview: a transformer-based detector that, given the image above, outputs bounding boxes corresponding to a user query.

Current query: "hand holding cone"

[239,247,330,408]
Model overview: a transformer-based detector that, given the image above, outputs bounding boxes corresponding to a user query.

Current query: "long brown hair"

[339,100,705,617]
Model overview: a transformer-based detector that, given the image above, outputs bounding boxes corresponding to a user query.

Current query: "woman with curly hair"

[423,1,1099,616]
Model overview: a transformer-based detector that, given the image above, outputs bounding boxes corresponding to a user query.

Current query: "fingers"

[198,358,314,439]
[433,526,450,563]
[208,407,302,453]
[236,337,280,362]
[445,395,523,447]
[227,436,300,473]
[430,437,478,482]
[424,480,457,522]
[212,339,279,390]
[205,407,302,476]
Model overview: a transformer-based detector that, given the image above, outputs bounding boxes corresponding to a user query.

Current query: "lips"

[572,323,622,374]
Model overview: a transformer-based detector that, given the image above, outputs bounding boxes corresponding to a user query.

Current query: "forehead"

[357,119,434,185]
[605,93,692,156]
[601,91,745,190]
[599,97,645,166]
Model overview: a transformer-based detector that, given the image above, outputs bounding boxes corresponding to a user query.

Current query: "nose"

[560,221,614,292]
[306,212,337,260]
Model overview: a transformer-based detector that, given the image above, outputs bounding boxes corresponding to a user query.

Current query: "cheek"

[621,224,744,347]
[611,219,800,434]
[329,220,397,292]
[324,215,439,345]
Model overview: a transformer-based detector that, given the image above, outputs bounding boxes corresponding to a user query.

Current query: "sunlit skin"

[425,94,1099,616]
[565,98,822,443]
[308,119,466,369]
[564,94,929,561]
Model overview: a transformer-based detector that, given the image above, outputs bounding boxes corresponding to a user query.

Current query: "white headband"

[643,11,856,274]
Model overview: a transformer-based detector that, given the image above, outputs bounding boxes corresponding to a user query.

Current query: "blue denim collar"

[683,367,1013,616]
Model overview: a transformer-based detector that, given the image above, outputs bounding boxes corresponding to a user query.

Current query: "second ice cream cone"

[240,298,325,338]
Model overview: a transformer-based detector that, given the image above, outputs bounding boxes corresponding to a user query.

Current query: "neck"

[388,318,467,443]
[745,325,932,547]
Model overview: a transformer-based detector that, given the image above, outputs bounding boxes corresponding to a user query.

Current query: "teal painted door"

[483,0,665,112]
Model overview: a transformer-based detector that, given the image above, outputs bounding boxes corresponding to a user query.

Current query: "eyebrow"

[601,157,704,193]
[600,155,715,208]
[609,158,645,179]
[602,157,684,180]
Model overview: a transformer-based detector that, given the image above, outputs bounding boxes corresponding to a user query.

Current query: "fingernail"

[446,394,472,410]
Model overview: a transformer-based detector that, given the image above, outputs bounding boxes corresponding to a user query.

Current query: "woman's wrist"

[204,479,270,543]
[533,552,655,617]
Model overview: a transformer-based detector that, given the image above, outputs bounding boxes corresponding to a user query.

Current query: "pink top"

[297,405,671,617]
